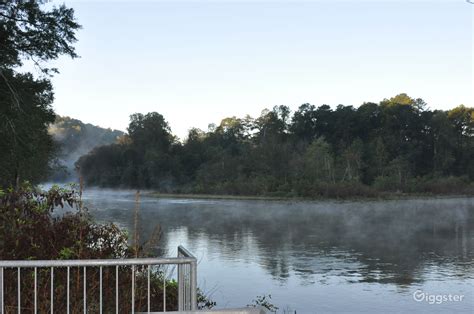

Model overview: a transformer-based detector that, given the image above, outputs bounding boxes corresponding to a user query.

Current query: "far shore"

[147,191,474,202]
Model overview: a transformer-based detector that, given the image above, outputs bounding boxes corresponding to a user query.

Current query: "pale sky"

[47,0,473,140]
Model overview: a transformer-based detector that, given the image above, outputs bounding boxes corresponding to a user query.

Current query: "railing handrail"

[0,257,196,268]
[0,246,198,312]
[177,245,198,311]
[177,245,195,258]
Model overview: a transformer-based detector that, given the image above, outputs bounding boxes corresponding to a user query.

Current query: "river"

[79,189,473,313]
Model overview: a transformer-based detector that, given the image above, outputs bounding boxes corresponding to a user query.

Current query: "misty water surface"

[80,189,473,313]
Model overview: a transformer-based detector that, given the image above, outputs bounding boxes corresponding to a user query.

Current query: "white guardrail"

[0,245,197,313]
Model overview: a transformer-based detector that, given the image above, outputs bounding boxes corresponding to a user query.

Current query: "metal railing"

[0,245,197,313]
[177,246,197,311]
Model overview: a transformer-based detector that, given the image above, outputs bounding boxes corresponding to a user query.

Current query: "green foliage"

[0,0,80,71]
[0,185,215,311]
[0,69,56,187]
[0,0,80,188]
[49,116,125,181]
[302,137,334,183]
[247,294,279,313]
[76,95,474,197]
[76,112,177,189]
[404,176,474,195]
[0,184,128,260]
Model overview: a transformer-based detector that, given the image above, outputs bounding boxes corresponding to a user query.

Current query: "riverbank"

[148,191,474,202]
[144,177,474,202]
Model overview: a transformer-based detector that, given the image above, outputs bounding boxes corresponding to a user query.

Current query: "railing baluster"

[131,265,135,314]
[163,266,166,312]
[0,246,197,313]
[51,267,54,314]
[99,266,103,314]
[188,264,191,310]
[187,264,190,310]
[34,267,37,314]
[178,264,183,311]
[188,264,191,309]
[183,264,187,310]
[17,267,20,314]
[83,267,86,314]
[147,265,150,313]
[67,266,70,314]
[190,261,197,310]
[115,265,118,314]
[0,267,3,314]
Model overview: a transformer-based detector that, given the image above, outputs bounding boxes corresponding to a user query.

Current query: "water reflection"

[82,190,474,312]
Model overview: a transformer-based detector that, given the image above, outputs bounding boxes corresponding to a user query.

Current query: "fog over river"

[78,189,473,313]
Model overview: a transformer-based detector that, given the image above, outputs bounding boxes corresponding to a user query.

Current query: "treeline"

[49,116,124,181]
[77,94,474,197]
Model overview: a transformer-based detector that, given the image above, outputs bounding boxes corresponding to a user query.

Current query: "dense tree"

[76,95,473,197]
[430,111,455,176]
[76,113,177,189]
[303,137,335,184]
[290,103,317,143]
[447,105,474,178]
[0,0,80,187]
[0,70,55,186]
[49,116,124,181]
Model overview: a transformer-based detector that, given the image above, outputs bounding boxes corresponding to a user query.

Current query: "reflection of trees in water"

[87,196,474,287]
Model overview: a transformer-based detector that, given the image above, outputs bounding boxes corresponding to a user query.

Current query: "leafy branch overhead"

[0,0,81,74]
[0,0,81,188]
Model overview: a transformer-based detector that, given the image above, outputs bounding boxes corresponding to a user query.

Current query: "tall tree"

[303,137,335,184]
[0,0,80,187]
[290,103,317,143]
[448,105,474,178]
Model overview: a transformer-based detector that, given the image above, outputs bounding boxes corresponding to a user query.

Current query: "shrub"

[0,183,214,312]
[405,176,474,194]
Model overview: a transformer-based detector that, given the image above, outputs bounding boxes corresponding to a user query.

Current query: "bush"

[373,175,402,192]
[405,176,474,195]
[0,183,214,312]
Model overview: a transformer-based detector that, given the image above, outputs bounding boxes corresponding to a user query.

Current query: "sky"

[47,0,473,140]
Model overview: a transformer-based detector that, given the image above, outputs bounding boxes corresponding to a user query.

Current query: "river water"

[80,189,473,313]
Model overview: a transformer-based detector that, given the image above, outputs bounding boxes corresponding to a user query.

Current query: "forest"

[0,1,472,198]
[49,116,124,181]
[76,95,474,198]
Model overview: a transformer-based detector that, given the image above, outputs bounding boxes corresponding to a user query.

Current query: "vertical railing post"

[17,267,20,314]
[184,264,188,310]
[67,267,70,314]
[0,267,3,314]
[190,260,197,310]
[83,267,86,314]
[131,265,135,314]
[177,264,183,310]
[177,246,197,311]
[51,267,54,314]
[34,267,37,314]
[115,266,118,314]
[147,265,150,313]
[100,266,103,314]
[163,268,166,312]
[177,248,183,311]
